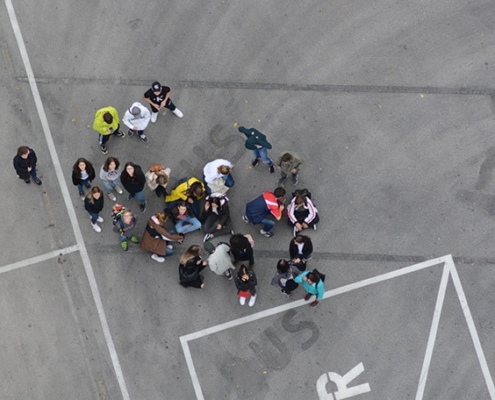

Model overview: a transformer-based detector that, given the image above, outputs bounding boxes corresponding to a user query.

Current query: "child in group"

[243,187,286,238]
[122,102,151,143]
[140,212,183,262]
[289,235,313,271]
[270,259,301,297]
[120,162,147,213]
[165,177,205,218]
[172,201,202,235]
[294,270,325,308]
[203,159,234,194]
[179,245,208,289]
[200,193,232,242]
[112,207,140,251]
[99,157,123,202]
[72,157,95,201]
[287,189,319,236]
[234,265,257,307]
[229,234,255,267]
[84,186,104,233]
[276,151,304,187]
[204,241,235,280]
[238,126,275,173]
[145,163,171,198]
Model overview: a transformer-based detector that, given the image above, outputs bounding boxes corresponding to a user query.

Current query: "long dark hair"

[103,157,120,172]
[276,259,290,274]
[230,234,251,251]
[121,162,143,184]
[72,158,94,179]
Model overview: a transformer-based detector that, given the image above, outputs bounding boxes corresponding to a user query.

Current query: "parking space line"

[5,1,130,399]
[180,255,450,399]
[450,259,495,398]
[0,245,80,275]
[415,259,451,399]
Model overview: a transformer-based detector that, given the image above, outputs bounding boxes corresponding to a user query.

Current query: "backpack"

[292,188,312,200]
[171,176,192,192]
[312,268,326,283]
[111,204,126,230]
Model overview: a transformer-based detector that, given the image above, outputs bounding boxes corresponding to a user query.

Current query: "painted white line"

[449,258,495,398]
[415,259,451,400]
[4,2,130,399]
[180,256,450,400]
[0,245,80,274]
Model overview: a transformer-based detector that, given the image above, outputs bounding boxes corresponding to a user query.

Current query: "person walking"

[72,158,95,201]
[84,186,104,233]
[200,193,232,242]
[120,162,147,213]
[270,259,301,297]
[204,241,235,280]
[234,265,257,307]
[172,201,202,235]
[92,106,125,155]
[99,157,123,202]
[145,163,171,198]
[203,159,235,194]
[229,233,255,267]
[238,126,275,173]
[179,245,208,289]
[276,151,304,187]
[294,270,325,308]
[242,187,286,237]
[143,81,183,123]
[289,235,313,271]
[122,102,151,143]
[140,212,183,262]
[113,208,140,251]
[13,146,42,185]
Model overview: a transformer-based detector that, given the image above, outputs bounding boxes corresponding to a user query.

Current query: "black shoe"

[127,129,134,137]
[85,183,92,189]
[269,165,275,174]
[139,201,147,213]
[251,158,260,167]
[115,130,126,138]
[24,178,31,184]
[127,193,135,200]
[100,145,108,155]
[33,178,42,185]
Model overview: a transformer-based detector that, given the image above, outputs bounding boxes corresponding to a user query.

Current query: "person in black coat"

[229,234,255,267]
[72,157,96,200]
[13,146,42,185]
[234,265,257,306]
[289,235,313,271]
[84,186,104,233]
[120,162,147,213]
[200,194,233,242]
[179,245,208,289]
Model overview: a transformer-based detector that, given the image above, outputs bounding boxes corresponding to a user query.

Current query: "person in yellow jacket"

[164,176,205,218]
[93,106,126,154]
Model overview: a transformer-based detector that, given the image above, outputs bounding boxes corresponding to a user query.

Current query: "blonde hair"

[180,245,201,265]
[86,186,103,204]
[154,212,168,224]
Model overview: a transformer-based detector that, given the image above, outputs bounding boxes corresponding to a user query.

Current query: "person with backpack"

[229,234,255,267]
[237,126,275,173]
[234,265,258,307]
[287,189,319,236]
[112,206,140,251]
[242,187,286,237]
[164,177,205,218]
[71,158,96,201]
[179,245,208,289]
[120,162,147,213]
[200,193,232,242]
[289,235,313,271]
[294,270,325,308]
[270,259,301,297]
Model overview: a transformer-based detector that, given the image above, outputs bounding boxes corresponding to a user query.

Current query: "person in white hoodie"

[122,102,151,143]
[203,158,234,194]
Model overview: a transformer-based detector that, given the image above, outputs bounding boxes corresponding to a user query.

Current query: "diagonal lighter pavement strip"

[180,255,495,400]
[0,245,80,275]
[14,76,495,96]
[5,1,130,399]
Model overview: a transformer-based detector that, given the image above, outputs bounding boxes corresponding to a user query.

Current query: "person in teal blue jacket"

[294,270,324,308]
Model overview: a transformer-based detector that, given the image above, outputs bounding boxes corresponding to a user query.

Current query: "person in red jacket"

[242,187,286,237]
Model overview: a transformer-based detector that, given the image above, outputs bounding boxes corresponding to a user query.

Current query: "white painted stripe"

[0,245,80,274]
[180,255,450,400]
[415,259,451,400]
[449,258,495,398]
[4,2,130,399]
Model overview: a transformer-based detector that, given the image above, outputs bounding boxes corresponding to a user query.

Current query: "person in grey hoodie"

[122,102,151,143]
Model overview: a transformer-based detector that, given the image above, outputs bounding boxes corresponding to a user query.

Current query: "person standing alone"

[13,146,42,185]
[92,106,125,155]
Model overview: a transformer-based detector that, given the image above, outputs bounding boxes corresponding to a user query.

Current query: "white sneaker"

[106,192,117,201]
[151,254,165,263]
[97,216,104,223]
[150,112,158,123]
[239,296,246,306]
[173,108,183,118]
[248,294,257,307]
[91,222,101,233]
[114,184,123,194]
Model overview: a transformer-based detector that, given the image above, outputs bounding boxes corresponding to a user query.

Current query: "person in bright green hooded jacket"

[93,106,126,155]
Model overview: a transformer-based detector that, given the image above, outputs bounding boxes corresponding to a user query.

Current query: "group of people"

[13,81,324,308]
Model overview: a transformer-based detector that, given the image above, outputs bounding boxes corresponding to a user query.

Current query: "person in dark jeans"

[13,146,42,185]
[179,245,208,289]
[229,234,255,267]
[143,81,183,123]
[270,259,301,297]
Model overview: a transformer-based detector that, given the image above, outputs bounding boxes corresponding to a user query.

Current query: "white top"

[203,159,233,184]
[122,102,151,131]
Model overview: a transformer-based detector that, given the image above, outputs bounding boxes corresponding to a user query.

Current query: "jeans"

[29,167,38,179]
[88,212,100,224]
[175,216,202,234]
[157,245,174,257]
[99,124,122,145]
[77,177,91,194]
[260,218,275,232]
[132,190,145,205]
[165,199,201,219]
[281,171,298,181]
[101,178,117,193]
[252,148,273,165]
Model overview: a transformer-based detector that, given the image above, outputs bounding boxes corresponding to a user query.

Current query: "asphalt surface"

[2,0,495,399]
